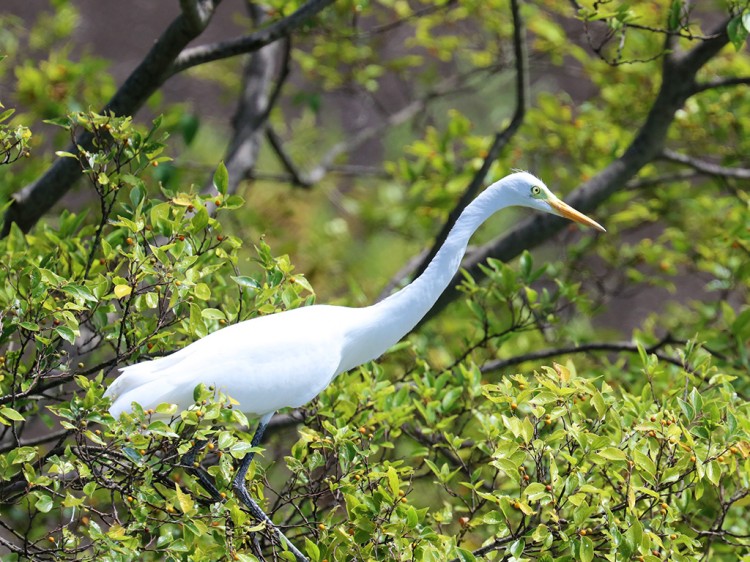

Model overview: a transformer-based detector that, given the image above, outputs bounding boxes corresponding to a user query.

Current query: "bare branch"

[264,64,492,191]
[180,0,221,30]
[265,126,312,188]
[627,170,702,189]
[303,94,429,185]
[202,6,289,204]
[660,148,750,179]
[481,340,695,375]
[170,0,335,76]
[691,75,750,94]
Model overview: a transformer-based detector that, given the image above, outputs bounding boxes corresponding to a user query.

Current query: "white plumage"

[105,172,604,418]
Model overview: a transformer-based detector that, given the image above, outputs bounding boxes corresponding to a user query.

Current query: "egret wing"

[108,305,354,417]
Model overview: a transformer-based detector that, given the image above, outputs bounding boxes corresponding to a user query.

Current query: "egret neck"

[337,185,504,372]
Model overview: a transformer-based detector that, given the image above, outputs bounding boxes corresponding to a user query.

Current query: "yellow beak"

[548,198,606,232]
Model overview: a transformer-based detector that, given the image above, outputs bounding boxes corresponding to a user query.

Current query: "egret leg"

[232,412,308,562]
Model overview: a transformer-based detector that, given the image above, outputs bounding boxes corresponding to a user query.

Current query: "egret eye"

[531,185,542,197]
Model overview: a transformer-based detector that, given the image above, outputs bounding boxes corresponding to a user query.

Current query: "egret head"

[500,171,606,232]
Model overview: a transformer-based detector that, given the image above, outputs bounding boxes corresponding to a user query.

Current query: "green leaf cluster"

[0,1,749,560]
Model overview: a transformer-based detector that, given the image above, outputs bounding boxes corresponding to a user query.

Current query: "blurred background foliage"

[0,0,749,560]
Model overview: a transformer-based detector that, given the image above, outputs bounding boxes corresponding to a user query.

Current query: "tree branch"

[481,340,695,375]
[169,0,335,76]
[691,75,750,94]
[265,126,312,188]
[265,63,493,191]
[1,0,336,237]
[378,0,529,301]
[626,170,702,189]
[1,2,222,236]
[418,18,731,324]
[201,3,288,206]
[179,0,221,30]
[660,148,750,179]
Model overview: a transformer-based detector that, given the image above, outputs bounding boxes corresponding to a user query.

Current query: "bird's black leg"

[232,412,308,562]
[181,439,222,502]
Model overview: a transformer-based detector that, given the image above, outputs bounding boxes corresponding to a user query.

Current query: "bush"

[0,112,747,561]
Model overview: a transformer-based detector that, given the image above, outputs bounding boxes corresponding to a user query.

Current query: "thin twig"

[691,75,750,94]
[481,340,698,376]
[660,148,750,179]
[266,64,498,190]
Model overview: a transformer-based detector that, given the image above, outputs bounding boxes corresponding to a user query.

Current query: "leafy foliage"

[0,101,31,166]
[0,1,749,561]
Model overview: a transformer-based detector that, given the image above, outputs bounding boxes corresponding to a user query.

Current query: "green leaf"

[304,538,320,561]
[144,292,159,309]
[231,275,260,290]
[190,206,209,232]
[525,482,549,502]
[532,524,550,543]
[0,407,25,422]
[406,505,419,528]
[598,447,627,461]
[193,283,211,300]
[668,0,682,30]
[591,390,606,417]
[441,386,463,412]
[519,250,533,279]
[150,201,171,227]
[54,325,77,344]
[728,14,749,50]
[580,536,594,562]
[386,466,400,497]
[213,161,228,195]
[201,308,226,320]
[222,194,245,209]
[678,398,695,422]
[174,483,195,514]
[731,307,750,339]
[189,303,207,339]
[35,493,54,513]
[689,387,703,413]
[633,449,656,481]
[454,548,476,562]
[510,539,525,557]
[705,460,721,486]
[180,113,200,146]
[479,510,505,525]
[61,284,98,303]
[114,284,132,299]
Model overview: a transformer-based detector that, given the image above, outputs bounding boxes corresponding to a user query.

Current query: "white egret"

[105,171,603,559]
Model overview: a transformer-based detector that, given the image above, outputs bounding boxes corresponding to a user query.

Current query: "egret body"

[106,172,603,418]
[104,171,603,560]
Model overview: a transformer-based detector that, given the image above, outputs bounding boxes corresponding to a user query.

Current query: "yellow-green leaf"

[174,483,194,514]
[114,284,132,299]
[386,466,400,497]
[0,407,25,422]
[598,447,627,461]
